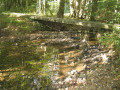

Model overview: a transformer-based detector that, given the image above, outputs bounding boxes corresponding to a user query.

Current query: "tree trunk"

[38,0,41,14]
[81,0,87,19]
[26,0,28,10]
[70,0,78,18]
[76,0,81,18]
[57,0,65,18]
[43,0,46,15]
[90,0,98,21]
[89,0,98,41]
[70,0,74,17]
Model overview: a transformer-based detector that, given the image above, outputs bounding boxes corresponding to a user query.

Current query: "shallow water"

[0,30,103,89]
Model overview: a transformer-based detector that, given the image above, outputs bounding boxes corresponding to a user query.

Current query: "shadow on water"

[0,30,112,89]
[0,30,86,89]
[0,38,59,89]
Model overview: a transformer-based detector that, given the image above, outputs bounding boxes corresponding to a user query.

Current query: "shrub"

[100,26,120,58]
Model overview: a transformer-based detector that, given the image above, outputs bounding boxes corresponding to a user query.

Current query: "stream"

[0,30,116,90]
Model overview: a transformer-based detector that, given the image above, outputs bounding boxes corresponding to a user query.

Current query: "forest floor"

[0,14,120,90]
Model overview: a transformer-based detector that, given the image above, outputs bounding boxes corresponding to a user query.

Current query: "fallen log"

[31,16,120,30]
[2,12,120,30]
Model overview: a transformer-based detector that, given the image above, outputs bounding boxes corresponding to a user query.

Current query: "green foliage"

[86,0,120,23]
[0,14,51,35]
[0,50,1,56]
[0,0,120,24]
[0,0,36,13]
[100,27,120,57]
[0,40,55,89]
[97,0,120,23]
[0,14,10,29]
[1,73,52,90]
[100,24,120,82]
[34,21,51,31]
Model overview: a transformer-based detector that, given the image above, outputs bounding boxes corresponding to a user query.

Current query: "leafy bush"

[100,27,120,57]
[0,14,10,29]
[97,0,120,24]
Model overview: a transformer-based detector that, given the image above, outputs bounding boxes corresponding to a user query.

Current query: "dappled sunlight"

[0,20,117,89]
[0,31,115,89]
[9,13,31,17]
[96,33,101,40]
[8,52,20,57]
[0,0,119,88]
[0,30,116,89]
[101,53,108,64]
[0,73,9,81]
[0,67,25,81]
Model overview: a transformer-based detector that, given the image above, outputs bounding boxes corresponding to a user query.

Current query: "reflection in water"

[0,31,106,89]
[65,55,69,65]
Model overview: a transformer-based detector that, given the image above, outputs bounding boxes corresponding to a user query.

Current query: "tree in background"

[57,0,65,18]
[0,0,120,23]
[69,0,90,19]
[37,0,42,14]
[90,0,98,21]
[0,0,36,12]
[97,0,120,23]
[37,0,45,15]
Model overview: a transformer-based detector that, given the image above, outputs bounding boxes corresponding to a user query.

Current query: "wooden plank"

[31,16,120,30]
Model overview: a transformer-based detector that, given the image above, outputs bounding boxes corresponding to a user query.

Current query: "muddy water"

[0,31,106,89]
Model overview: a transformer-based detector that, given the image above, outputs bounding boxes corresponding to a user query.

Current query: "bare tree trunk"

[26,0,28,10]
[57,0,65,18]
[70,0,74,17]
[70,0,77,18]
[90,0,98,21]
[38,0,41,14]
[76,0,81,18]
[85,0,91,19]
[81,0,87,19]
[43,0,46,15]
[70,0,87,18]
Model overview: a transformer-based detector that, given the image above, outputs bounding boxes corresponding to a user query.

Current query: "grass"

[0,12,50,36]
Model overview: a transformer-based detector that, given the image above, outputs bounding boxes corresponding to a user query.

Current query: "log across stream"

[31,15,120,30]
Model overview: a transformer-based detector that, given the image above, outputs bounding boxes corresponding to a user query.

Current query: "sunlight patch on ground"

[9,13,26,17]
[2,12,36,17]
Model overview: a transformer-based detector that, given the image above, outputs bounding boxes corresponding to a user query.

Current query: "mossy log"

[2,12,120,30]
[31,16,120,30]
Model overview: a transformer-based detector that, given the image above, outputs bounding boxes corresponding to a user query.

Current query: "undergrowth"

[100,26,120,84]
[0,14,50,36]
[100,27,120,57]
